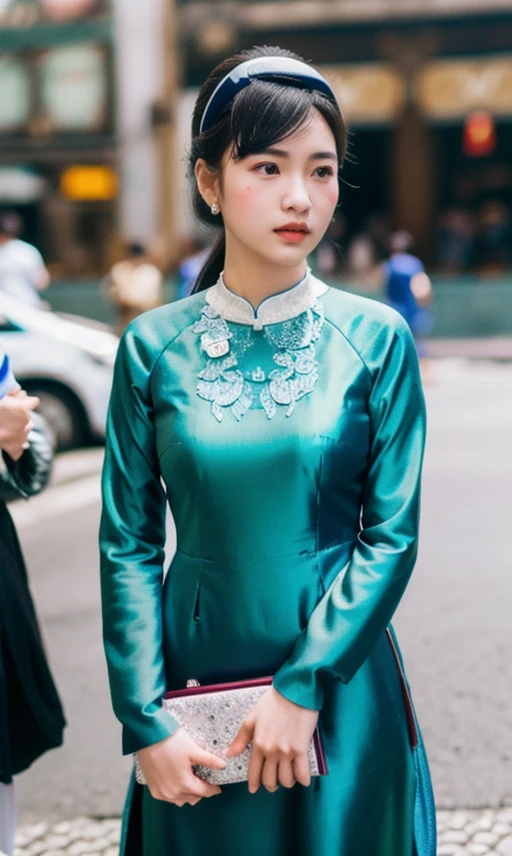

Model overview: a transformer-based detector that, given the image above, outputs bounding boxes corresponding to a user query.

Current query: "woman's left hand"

[226,686,319,794]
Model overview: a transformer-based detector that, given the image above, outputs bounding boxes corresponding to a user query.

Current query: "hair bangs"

[230,81,325,161]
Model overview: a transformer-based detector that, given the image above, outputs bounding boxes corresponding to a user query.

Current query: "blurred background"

[1,2,511,854]
[0,0,511,330]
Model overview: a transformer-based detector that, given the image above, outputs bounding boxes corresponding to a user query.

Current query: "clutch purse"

[135,675,328,786]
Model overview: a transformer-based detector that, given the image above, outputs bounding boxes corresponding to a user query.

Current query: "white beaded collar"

[205,269,328,330]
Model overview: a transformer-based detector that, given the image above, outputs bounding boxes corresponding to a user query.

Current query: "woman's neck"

[222,243,307,309]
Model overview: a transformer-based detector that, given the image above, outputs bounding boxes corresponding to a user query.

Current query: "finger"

[226,721,253,758]
[248,746,264,794]
[277,759,296,789]
[172,795,207,807]
[191,746,227,770]
[261,757,279,793]
[291,753,311,788]
[184,775,222,799]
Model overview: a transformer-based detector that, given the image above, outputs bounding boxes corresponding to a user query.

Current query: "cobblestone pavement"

[11,807,512,855]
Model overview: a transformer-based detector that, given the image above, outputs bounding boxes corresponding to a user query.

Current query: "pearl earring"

[211,202,220,216]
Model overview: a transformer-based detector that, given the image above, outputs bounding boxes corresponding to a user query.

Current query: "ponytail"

[191,233,225,293]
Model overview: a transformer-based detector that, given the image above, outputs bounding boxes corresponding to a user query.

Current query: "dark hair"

[189,46,347,293]
[390,230,413,253]
[127,241,146,257]
[0,211,22,239]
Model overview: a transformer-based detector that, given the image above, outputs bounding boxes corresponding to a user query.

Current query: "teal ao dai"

[99,272,436,856]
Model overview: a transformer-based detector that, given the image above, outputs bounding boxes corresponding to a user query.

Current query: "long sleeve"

[99,326,180,754]
[0,413,53,501]
[273,317,427,711]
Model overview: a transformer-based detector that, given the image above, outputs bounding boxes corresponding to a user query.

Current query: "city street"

[9,359,512,830]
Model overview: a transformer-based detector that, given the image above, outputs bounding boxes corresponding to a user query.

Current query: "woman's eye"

[256,163,280,176]
[314,166,335,179]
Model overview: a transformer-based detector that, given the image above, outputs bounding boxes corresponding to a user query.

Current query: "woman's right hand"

[136,727,226,806]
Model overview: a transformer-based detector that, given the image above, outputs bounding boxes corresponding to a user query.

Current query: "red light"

[463,110,496,157]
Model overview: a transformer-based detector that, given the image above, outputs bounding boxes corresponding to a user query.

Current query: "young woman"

[100,46,436,856]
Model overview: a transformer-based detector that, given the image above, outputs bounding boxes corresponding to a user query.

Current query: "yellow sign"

[319,64,406,123]
[417,56,512,119]
[60,165,118,201]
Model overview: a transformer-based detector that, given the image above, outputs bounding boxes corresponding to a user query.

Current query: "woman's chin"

[252,246,310,269]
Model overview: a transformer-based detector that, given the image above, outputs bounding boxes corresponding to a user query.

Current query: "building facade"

[0,0,120,276]
[2,1,511,279]
[179,0,512,274]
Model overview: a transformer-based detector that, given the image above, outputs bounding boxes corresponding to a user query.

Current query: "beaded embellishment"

[134,682,324,786]
[193,299,325,422]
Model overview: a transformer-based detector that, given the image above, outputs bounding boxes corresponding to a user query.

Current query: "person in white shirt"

[0,212,50,309]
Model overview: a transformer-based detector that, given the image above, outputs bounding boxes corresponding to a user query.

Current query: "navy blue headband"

[199,57,337,134]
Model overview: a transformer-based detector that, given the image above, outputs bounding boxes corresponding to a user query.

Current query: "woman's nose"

[282,177,312,214]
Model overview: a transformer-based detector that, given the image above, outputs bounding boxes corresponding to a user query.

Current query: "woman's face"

[215,108,339,271]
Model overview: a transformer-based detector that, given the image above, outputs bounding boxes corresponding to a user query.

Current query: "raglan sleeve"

[99,325,180,754]
[272,316,427,710]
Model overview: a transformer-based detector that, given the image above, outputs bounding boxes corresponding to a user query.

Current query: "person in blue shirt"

[384,231,433,366]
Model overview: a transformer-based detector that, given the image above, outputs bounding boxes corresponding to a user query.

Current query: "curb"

[428,338,512,360]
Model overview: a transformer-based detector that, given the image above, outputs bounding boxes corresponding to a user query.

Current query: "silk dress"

[99,271,436,856]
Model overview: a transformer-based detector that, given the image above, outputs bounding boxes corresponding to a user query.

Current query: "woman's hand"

[0,390,40,460]
[226,686,319,794]
[137,727,226,806]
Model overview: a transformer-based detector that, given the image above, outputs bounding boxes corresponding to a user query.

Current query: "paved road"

[10,359,512,823]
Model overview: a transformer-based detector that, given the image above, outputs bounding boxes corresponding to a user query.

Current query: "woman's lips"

[274,228,310,243]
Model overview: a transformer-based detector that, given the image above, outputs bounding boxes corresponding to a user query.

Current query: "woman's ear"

[195,159,220,210]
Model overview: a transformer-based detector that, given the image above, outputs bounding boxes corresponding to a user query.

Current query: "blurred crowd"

[314,198,512,286]
[436,200,511,276]
[0,197,511,335]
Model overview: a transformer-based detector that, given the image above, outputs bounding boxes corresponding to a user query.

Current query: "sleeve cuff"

[272,668,324,712]
[122,706,181,755]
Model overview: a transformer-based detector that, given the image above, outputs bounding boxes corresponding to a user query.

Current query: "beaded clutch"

[135,675,328,786]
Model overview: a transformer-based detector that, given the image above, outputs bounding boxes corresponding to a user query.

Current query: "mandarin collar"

[205,268,328,330]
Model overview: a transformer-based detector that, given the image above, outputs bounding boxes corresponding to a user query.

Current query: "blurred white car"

[0,294,118,449]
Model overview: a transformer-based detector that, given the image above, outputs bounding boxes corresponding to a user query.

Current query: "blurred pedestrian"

[347,230,378,286]
[100,45,435,856]
[476,200,512,276]
[384,230,433,374]
[176,239,210,300]
[436,208,475,274]
[104,242,163,333]
[314,213,346,279]
[0,212,50,309]
[0,349,65,856]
